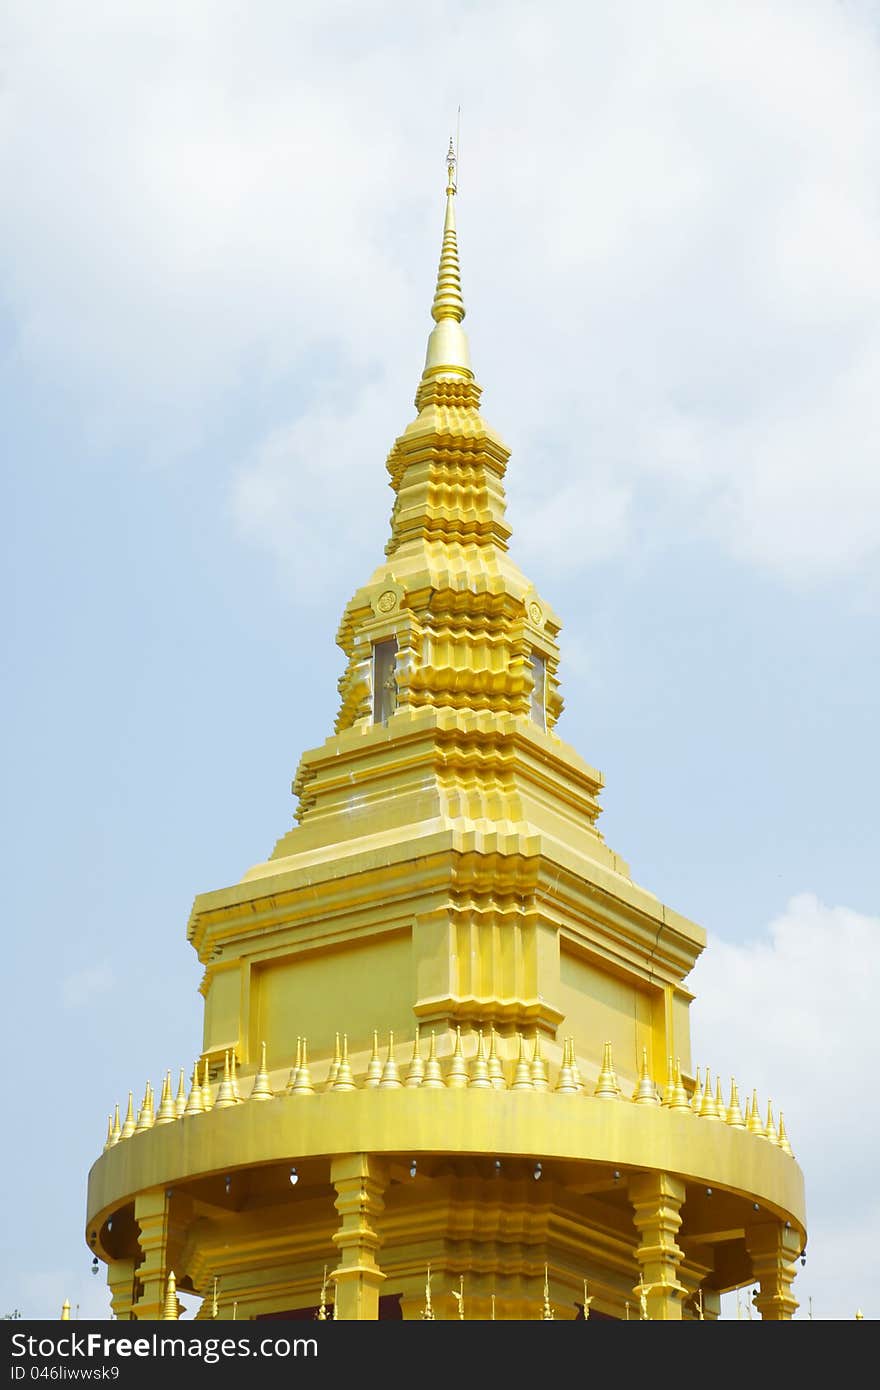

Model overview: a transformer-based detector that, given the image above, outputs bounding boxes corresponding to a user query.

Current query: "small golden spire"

[316,1265,330,1321]
[214,1051,237,1109]
[530,1034,549,1091]
[511,1034,535,1090]
[451,1274,465,1320]
[422,139,472,383]
[161,1270,179,1320]
[541,1264,555,1319]
[726,1077,745,1128]
[293,1038,315,1095]
[174,1068,187,1118]
[379,1031,403,1088]
[777,1111,793,1156]
[327,1033,341,1087]
[555,1036,578,1093]
[632,1047,660,1105]
[662,1056,676,1107]
[582,1280,593,1320]
[184,1062,204,1116]
[569,1037,584,1091]
[420,1264,435,1320]
[855,1308,864,1319]
[60,1299,71,1320]
[691,1066,703,1114]
[200,1058,213,1112]
[747,1089,765,1135]
[103,1115,115,1152]
[364,1030,383,1088]
[446,1026,469,1088]
[594,1041,621,1099]
[421,1030,445,1088]
[332,1034,356,1090]
[699,1069,721,1120]
[250,1041,274,1101]
[135,1081,155,1131]
[155,1070,178,1125]
[286,1037,302,1094]
[714,1075,726,1122]
[405,1028,425,1087]
[110,1102,121,1144]
[468,1029,492,1088]
[487,1026,507,1090]
[763,1098,778,1144]
[665,1059,691,1112]
[230,1051,241,1102]
[120,1090,136,1140]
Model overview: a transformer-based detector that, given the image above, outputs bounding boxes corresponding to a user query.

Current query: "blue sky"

[2,0,878,1320]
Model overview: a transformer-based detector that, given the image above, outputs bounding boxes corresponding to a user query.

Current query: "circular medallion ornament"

[528,601,543,626]
[377,589,399,614]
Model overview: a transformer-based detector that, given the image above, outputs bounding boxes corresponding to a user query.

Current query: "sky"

[2,0,878,1321]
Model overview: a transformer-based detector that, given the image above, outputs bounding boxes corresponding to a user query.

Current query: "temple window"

[372,637,399,724]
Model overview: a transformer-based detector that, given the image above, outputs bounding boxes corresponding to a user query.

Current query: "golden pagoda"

[86,144,806,1321]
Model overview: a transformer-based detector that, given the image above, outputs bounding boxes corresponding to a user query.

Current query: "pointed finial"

[250,1041,274,1101]
[662,1056,676,1107]
[511,1033,535,1090]
[632,1047,660,1105]
[763,1098,778,1144]
[184,1062,204,1116]
[60,1300,71,1320]
[110,1102,121,1145]
[332,1034,356,1090]
[214,1051,237,1109]
[446,1026,469,1088]
[714,1075,726,1121]
[487,1026,507,1090]
[364,1030,383,1088]
[379,1031,403,1088]
[451,1274,465,1320]
[569,1037,584,1091]
[726,1077,745,1128]
[287,1037,302,1094]
[691,1066,703,1114]
[469,1029,492,1088]
[327,1033,341,1087]
[162,1270,179,1320]
[582,1280,593,1320]
[421,1030,445,1088]
[699,1069,721,1120]
[541,1263,555,1319]
[594,1041,621,1099]
[200,1058,214,1112]
[665,1059,691,1112]
[555,1037,579,1094]
[421,139,471,383]
[174,1068,187,1118]
[530,1034,549,1091]
[747,1089,765,1135]
[777,1111,793,1156]
[405,1027,425,1087]
[155,1070,178,1125]
[230,1051,241,1102]
[293,1038,315,1096]
[103,1115,115,1152]
[420,1264,435,1320]
[120,1091,136,1140]
[135,1081,155,1131]
[316,1266,330,1321]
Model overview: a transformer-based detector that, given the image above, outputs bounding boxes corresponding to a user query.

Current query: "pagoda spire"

[422,138,472,383]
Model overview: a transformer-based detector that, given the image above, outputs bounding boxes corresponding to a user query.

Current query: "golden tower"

[86,146,806,1321]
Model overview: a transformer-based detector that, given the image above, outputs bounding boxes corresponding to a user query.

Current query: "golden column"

[331,1154,388,1320]
[629,1173,687,1320]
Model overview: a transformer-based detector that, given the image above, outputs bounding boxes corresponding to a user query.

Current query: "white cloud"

[691,893,880,1319]
[61,963,115,1009]
[2,2,879,586]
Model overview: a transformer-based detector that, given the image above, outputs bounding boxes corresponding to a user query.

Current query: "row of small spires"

[101,1031,792,1157]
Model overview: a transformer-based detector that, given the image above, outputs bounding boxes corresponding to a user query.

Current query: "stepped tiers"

[86,144,805,1321]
